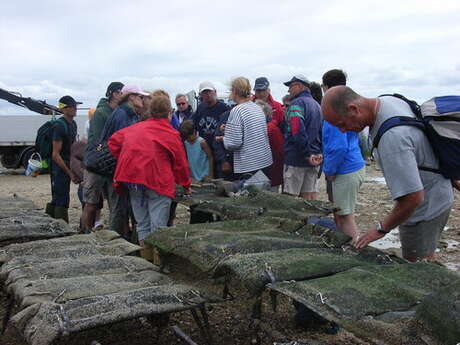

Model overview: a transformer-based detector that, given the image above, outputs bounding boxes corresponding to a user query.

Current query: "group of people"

[46,69,456,264]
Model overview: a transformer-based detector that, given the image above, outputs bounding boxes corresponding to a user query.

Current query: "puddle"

[370,227,401,250]
[446,239,459,249]
[444,262,460,272]
[367,177,386,185]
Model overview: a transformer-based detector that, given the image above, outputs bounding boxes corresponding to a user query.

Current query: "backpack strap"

[379,93,422,118]
[373,116,440,174]
[372,116,425,149]
[56,117,70,136]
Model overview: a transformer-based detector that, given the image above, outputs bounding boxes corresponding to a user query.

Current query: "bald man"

[321,86,453,262]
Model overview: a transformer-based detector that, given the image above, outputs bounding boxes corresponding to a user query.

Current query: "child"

[180,120,214,182]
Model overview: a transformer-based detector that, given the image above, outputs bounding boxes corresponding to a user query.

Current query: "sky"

[1,0,460,115]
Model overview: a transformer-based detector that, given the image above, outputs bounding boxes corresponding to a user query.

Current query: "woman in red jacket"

[108,95,191,262]
[255,99,285,190]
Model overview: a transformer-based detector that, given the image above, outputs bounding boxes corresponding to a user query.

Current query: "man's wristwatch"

[376,221,390,234]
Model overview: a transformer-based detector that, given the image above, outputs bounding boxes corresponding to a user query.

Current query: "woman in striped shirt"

[223,77,273,179]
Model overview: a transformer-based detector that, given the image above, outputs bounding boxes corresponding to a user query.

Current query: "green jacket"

[87,98,114,147]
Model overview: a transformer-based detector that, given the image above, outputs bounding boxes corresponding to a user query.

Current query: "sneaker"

[93,220,104,231]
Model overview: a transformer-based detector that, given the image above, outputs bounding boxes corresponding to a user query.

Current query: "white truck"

[0,87,87,169]
[0,115,88,169]
[0,89,202,169]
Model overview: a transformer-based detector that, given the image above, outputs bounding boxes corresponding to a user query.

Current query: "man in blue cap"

[46,95,81,222]
[253,77,284,127]
[283,74,323,200]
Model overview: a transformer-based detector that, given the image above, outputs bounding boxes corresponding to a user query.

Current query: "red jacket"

[108,118,191,198]
[267,121,285,187]
[254,94,285,127]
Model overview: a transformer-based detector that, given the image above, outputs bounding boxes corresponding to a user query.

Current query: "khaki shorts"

[82,169,105,205]
[399,207,451,260]
[283,165,319,195]
[332,167,365,215]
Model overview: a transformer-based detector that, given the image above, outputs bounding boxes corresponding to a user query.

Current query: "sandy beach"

[1,161,459,345]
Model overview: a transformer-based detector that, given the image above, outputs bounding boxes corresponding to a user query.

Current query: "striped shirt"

[224,101,273,173]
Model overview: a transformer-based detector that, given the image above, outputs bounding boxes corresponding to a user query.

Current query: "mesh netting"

[0,196,219,345]
[0,230,121,263]
[9,271,172,308]
[268,262,460,344]
[268,262,460,322]
[2,256,156,286]
[145,218,327,273]
[0,237,140,266]
[0,209,46,220]
[10,285,215,345]
[0,216,75,247]
[416,280,460,345]
[0,195,36,210]
[176,187,335,221]
[214,247,405,296]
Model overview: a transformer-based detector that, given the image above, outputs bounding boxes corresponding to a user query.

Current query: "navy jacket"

[284,90,323,167]
[100,103,139,141]
[171,106,193,130]
[193,101,229,147]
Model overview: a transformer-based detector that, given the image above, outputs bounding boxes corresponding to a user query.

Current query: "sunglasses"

[176,102,186,106]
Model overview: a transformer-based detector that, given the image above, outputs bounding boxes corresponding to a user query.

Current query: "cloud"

[1,0,460,115]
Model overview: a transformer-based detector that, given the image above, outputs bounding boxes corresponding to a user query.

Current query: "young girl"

[180,120,214,182]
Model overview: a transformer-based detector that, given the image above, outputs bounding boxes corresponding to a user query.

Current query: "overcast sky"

[1,0,459,115]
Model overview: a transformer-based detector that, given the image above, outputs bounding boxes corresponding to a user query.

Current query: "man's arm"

[355,190,424,248]
[52,140,78,183]
[201,139,214,179]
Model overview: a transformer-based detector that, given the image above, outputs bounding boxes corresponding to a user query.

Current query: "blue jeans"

[129,187,172,242]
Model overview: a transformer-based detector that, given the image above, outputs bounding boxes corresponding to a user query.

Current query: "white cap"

[199,81,216,93]
[283,74,310,87]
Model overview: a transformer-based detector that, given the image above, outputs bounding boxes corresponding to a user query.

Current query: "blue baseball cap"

[254,77,270,91]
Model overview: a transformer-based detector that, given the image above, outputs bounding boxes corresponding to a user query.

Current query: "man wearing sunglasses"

[171,94,193,130]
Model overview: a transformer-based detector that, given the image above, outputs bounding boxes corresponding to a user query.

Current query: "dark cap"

[106,81,124,98]
[254,77,270,91]
[283,74,310,87]
[58,95,82,109]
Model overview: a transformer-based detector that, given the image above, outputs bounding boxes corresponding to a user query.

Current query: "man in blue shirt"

[192,81,229,149]
[322,70,365,242]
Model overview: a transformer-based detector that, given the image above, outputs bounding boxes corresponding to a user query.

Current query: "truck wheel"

[1,153,20,169]
[21,148,36,170]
